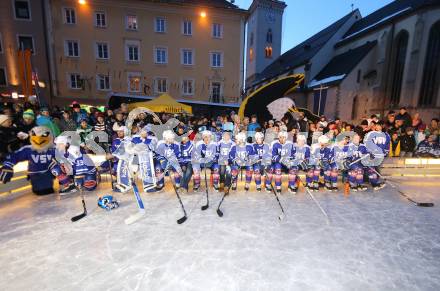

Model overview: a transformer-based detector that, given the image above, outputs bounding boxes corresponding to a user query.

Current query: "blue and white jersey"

[291,144,311,162]
[348,143,369,168]
[253,143,272,166]
[179,141,193,164]
[217,140,235,165]
[229,144,255,166]
[111,138,124,153]
[3,145,56,174]
[366,131,390,156]
[193,140,218,164]
[270,141,294,163]
[131,135,158,151]
[156,140,181,162]
[318,145,336,168]
[64,145,96,176]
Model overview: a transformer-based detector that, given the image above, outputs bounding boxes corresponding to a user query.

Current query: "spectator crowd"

[0,100,439,163]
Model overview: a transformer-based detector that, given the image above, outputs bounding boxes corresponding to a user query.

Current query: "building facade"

[0,0,52,104]
[46,0,247,106]
[246,0,440,123]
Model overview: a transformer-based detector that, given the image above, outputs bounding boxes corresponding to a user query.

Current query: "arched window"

[265,46,272,58]
[266,29,273,43]
[390,30,409,105]
[250,32,254,46]
[249,48,254,62]
[419,21,440,106]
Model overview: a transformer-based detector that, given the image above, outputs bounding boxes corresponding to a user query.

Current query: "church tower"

[246,0,286,86]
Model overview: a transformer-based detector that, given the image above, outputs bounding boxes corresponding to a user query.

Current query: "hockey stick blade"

[71,212,86,222]
[417,202,434,207]
[177,215,187,224]
[216,208,224,217]
[201,203,209,211]
[124,210,146,225]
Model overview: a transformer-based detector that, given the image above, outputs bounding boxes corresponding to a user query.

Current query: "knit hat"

[0,114,11,125]
[23,109,35,120]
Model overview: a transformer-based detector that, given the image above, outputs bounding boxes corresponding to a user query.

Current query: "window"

[155,78,167,93]
[265,46,272,58]
[210,52,222,67]
[182,79,194,95]
[390,31,409,105]
[155,17,166,33]
[96,74,110,91]
[419,21,440,107]
[126,15,137,30]
[65,40,79,57]
[127,72,141,92]
[0,34,3,53]
[212,23,223,38]
[14,0,31,20]
[211,82,222,103]
[64,8,76,24]
[250,32,254,46]
[181,49,194,65]
[95,11,106,28]
[155,47,167,64]
[0,68,7,86]
[266,29,273,43]
[95,42,109,60]
[182,20,192,35]
[249,48,254,62]
[357,69,361,84]
[125,40,140,62]
[18,35,34,53]
[69,73,82,89]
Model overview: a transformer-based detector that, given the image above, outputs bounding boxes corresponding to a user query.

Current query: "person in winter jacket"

[400,127,416,157]
[389,131,401,157]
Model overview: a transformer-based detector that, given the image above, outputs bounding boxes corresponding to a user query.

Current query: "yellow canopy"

[128,94,192,114]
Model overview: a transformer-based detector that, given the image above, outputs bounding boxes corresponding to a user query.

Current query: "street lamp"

[200,11,207,18]
[78,0,86,5]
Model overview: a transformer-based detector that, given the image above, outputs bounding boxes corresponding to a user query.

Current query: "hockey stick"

[369,167,434,207]
[201,165,209,210]
[105,144,117,191]
[298,176,330,224]
[71,180,87,222]
[216,166,232,217]
[124,178,146,225]
[165,165,187,224]
[263,168,286,221]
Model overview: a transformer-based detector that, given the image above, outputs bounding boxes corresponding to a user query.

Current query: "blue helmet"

[97,195,119,211]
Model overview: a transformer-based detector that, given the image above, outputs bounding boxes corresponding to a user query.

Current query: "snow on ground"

[0,177,440,291]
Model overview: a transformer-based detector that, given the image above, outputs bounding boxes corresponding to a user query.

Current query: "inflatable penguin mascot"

[0,126,59,195]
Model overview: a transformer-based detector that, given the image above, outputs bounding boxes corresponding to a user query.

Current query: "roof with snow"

[249,10,359,88]
[309,40,377,88]
[338,0,440,45]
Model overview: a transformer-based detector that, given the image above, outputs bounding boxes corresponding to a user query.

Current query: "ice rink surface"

[1,177,440,291]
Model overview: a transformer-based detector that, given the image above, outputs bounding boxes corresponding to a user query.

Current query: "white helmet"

[297,134,306,142]
[236,132,247,143]
[162,130,175,142]
[201,130,212,138]
[278,131,288,139]
[255,132,264,141]
[54,135,70,145]
[318,134,330,145]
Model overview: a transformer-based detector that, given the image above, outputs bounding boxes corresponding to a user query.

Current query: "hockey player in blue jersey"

[228,132,255,191]
[252,132,271,192]
[217,131,235,190]
[317,135,338,191]
[333,135,352,189]
[192,130,219,192]
[347,134,368,191]
[53,135,98,192]
[155,130,182,190]
[0,126,60,195]
[269,131,295,194]
[291,134,312,192]
[179,135,194,193]
[364,122,390,190]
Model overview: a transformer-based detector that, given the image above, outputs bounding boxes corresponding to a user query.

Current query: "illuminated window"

[126,15,137,30]
[127,72,141,92]
[249,48,254,62]
[265,46,273,58]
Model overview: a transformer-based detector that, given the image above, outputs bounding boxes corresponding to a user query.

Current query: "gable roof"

[309,40,377,88]
[338,0,440,45]
[250,10,358,87]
